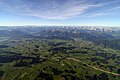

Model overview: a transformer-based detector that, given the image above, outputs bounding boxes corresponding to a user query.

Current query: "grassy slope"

[0,38,120,80]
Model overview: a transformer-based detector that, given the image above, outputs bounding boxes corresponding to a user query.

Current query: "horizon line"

[0,25,120,28]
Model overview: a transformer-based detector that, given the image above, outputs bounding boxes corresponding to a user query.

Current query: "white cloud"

[0,0,120,19]
[86,6,120,17]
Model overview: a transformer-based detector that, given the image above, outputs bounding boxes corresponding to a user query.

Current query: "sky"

[0,0,120,27]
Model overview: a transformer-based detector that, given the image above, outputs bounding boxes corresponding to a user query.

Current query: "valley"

[0,26,120,80]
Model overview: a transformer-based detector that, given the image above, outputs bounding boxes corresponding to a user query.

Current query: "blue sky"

[0,0,120,26]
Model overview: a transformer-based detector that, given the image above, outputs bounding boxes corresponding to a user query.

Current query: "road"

[66,57,120,76]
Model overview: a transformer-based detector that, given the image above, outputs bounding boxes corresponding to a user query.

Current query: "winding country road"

[66,57,120,76]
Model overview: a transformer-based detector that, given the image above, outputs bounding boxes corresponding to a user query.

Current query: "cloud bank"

[0,0,120,19]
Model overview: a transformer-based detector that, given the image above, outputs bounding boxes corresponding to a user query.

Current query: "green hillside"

[0,38,120,80]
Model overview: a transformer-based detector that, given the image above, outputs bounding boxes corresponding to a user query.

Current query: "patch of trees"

[95,52,117,61]
[92,73,109,80]
[0,55,36,63]
[0,45,9,48]
[118,69,120,74]
[96,39,120,50]
[35,71,53,80]
[107,65,116,72]
[49,47,75,52]
[61,74,79,80]
[52,68,63,75]
[0,71,4,77]
[68,50,88,54]
[65,69,77,74]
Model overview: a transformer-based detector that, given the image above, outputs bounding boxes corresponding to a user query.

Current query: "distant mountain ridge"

[0,26,120,49]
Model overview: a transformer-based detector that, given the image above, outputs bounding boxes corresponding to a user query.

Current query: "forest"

[0,26,120,80]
